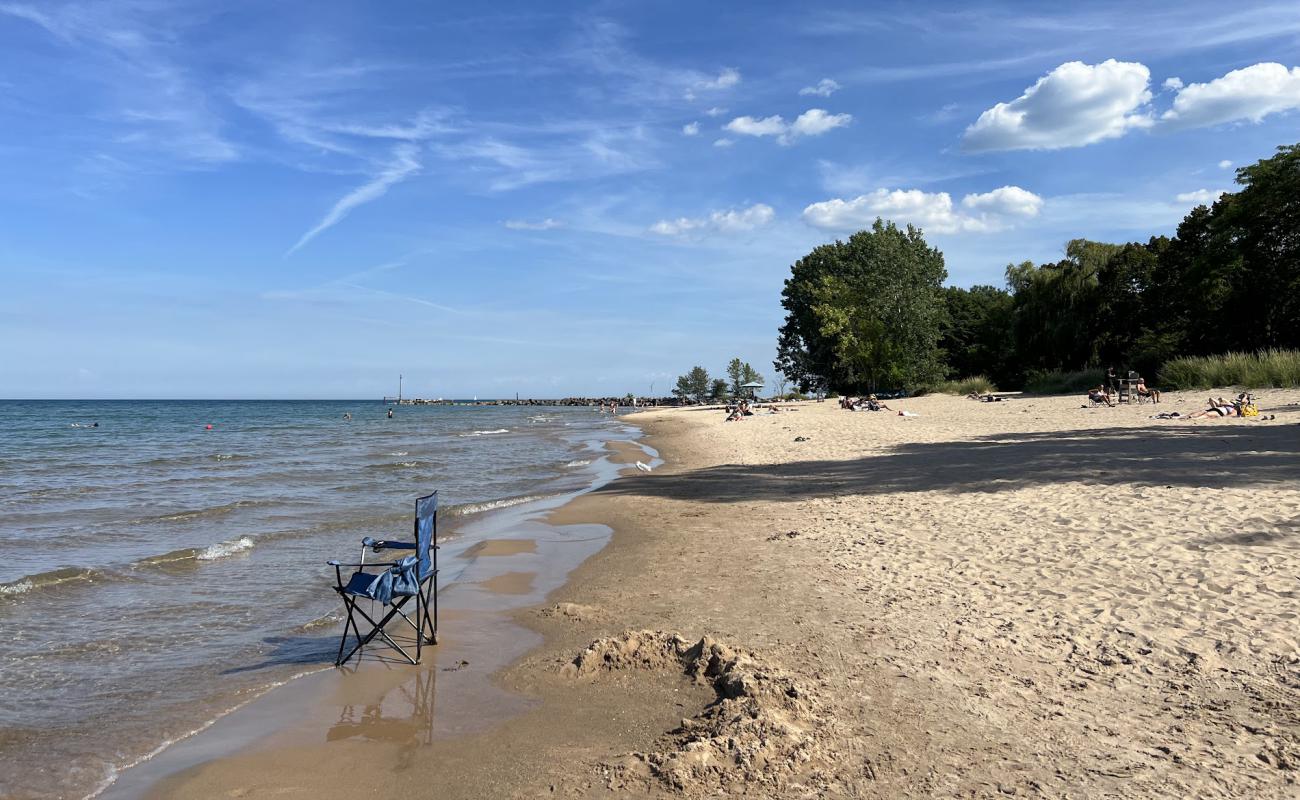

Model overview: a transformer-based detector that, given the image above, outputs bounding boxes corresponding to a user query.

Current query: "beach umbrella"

[740,381,764,399]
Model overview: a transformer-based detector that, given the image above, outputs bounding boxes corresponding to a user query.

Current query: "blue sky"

[2,1,1299,398]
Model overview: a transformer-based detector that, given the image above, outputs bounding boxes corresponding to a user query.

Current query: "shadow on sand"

[596,422,1300,505]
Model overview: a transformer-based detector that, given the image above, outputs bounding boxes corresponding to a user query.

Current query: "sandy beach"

[145,390,1299,799]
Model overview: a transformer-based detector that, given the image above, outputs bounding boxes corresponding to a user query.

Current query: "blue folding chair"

[329,491,439,666]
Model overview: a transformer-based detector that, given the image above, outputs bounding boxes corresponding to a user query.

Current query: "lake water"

[0,400,640,799]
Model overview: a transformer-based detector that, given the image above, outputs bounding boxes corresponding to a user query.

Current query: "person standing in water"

[387,408,393,419]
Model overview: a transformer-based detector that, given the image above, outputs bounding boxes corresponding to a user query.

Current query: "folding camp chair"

[329,491,439,666]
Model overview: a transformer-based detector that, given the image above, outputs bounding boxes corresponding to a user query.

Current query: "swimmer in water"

[387,408,394,419]
[343,412,352,420]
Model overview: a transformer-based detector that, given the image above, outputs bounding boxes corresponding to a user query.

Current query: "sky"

[2,1,1299,399]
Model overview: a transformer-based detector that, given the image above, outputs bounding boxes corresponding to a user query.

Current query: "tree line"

[673,358,764,403]
[776,142,1300,394]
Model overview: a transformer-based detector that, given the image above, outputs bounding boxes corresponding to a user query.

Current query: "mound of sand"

[563,631,837,796]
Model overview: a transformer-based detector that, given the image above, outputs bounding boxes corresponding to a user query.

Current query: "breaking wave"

[0,566,102,598]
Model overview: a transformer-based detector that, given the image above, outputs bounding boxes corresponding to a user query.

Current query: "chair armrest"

[327,560,403,568]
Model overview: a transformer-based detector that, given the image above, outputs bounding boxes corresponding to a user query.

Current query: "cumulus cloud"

[724,108,852,144]
[682,121,700,136]
[725,114,787,137]
[802,186,1042,234]
[1218,159,1233,169]
[503,218,562,230]
[1162,62,1300,128]
[799,78,841,97]
[1163,77,1184,91]
[963,60,1153,151]
[1175,189,1225,205]
[790,108,852,137]
[649,203,774,236]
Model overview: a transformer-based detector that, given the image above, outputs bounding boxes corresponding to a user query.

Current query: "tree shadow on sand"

[597,422,1300,505]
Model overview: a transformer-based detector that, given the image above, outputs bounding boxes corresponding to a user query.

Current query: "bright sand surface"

[143,390,1299,799]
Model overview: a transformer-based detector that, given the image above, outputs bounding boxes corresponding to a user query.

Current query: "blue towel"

[349,555,419,605]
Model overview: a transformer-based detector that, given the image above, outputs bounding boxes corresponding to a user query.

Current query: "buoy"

[205,424,214,430]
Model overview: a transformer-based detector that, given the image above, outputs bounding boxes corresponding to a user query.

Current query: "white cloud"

[799,78,841,97]
[649,203,775,236]
[790,108,852,137]
[802,185,1042,234]
[1175,189,1225,205]
[1162,62,1300,128]
[504,218,562,230]
[724,108,852,144]
[1162,77,1184,91]
[713,138,734,148]
[686,67,741,99]
[287,144,421,256]
[725,114,787,137]
[701,67,741,90]
[704,106,728,117]
[963,59,1153,151]
[1218,159,1233,169]
[682,121,700,136]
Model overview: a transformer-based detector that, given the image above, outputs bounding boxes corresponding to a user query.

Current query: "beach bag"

[1242,404,1259,417]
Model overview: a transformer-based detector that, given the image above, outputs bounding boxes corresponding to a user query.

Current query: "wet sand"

[140,392,1300,799]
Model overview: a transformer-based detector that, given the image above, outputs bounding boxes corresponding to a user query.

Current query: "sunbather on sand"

[1187,398,1237,418]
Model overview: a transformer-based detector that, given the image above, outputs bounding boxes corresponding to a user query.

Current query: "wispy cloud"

[286,144,422,256]
[649,203,775,236]
[504,218,562,230]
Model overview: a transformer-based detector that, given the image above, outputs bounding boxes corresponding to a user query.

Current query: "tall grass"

[929,375,997,395]
[1159,349,1300,390]
[1024,368,1104,395]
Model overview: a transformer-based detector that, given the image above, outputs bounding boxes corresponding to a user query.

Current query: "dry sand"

[148,390,1299,799]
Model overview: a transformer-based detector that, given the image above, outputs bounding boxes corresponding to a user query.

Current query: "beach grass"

[929,375,997,395]
[1158,349,1300,390]
[1024,368,1104,395]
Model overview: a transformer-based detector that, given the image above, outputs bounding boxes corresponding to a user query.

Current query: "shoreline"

[132,392,1299,798]
[95,431,658,800]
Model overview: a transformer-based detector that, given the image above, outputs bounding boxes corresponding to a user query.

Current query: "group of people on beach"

[840,394,892,412]
[1086,366,1161,407]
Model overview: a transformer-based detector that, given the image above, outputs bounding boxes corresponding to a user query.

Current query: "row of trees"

[776,142,1300,393]
[673,358,764,403]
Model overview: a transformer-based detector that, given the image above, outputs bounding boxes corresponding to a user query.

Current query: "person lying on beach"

[1187,398,1237,418]
[1087,386,1115,407]
[1135,379,1160,403]
[863,394,892,412]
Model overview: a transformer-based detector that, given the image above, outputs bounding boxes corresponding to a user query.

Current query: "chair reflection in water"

[328,668,437,750]
[328,491,439,666]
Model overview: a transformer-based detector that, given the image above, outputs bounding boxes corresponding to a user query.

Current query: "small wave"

[458,428,509,437]
[197,536,255,560]
[211,453,251,462]
[296,609,344,631]
[389,451,409,456]
[448,494,552,516]
[565,459,591,468]
[134,536,255,569]
[0,566,101,598]
[372,460,426,472]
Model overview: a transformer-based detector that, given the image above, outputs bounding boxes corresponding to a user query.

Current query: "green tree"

[672,366,711,403]
[775,219,948,393]
[939,285,1017,387]
[709,378,729,402]
[726,358,744,396]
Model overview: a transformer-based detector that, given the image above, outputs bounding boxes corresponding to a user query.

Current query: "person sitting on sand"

[1135,378,1160,403]
[1087,385,1115,407]
[864,394,892,412]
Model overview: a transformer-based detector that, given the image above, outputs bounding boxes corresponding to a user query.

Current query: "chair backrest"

[414,491,437,579]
